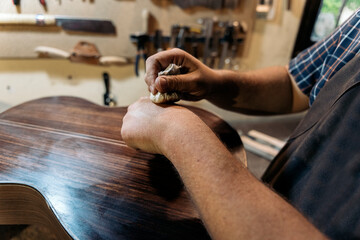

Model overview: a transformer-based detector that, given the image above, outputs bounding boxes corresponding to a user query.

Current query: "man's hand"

[145,49,307,114]
[145,48,219,101]
[121,97,206,155]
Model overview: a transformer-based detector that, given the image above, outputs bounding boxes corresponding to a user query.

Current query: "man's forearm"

[207,66,296,114]
[160,116,326,240]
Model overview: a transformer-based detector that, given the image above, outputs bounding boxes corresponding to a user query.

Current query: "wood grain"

[0,96,245,239]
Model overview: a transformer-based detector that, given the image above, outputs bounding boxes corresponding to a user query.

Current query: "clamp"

[134,34,148,77]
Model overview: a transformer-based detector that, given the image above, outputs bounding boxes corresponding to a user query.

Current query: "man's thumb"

[155,75,187,93]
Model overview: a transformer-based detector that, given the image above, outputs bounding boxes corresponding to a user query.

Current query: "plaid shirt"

[289,8,360,106]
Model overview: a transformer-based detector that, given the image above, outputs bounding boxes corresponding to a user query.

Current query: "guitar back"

[0,96,244,239]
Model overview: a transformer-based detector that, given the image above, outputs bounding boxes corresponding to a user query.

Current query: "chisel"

[218,24,233,69]
[190,27,201,58]
[176,26,189,50]
[202,18,214,65]
[154,30,163,52]
[169,24,180,49]
[103,72,117,107]
[209,28,221,69]
[0,14,116,34]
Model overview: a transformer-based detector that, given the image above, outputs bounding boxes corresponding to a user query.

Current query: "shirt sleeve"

[288,8,360,105]
[288,26,342,96]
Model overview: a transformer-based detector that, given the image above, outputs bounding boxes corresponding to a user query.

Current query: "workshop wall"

[0,0,255,58]
[0,0,305,124]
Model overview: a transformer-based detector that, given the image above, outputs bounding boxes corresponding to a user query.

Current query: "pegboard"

[0,0,256,59]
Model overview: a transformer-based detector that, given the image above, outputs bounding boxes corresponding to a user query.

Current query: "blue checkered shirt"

[289,8,360,106]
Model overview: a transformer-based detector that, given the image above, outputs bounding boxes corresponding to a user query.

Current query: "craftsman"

[122,9,360,240]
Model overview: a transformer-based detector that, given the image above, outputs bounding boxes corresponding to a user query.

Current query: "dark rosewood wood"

[0,96,245,240]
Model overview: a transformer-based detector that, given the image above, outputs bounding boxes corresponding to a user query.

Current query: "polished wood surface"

[0,96,245,239]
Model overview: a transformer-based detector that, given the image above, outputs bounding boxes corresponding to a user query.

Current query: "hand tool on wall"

[12,0,20,5]
[129,18,246,70]
[70,41,101,65]
[132,9,149,76]
[154,30,163,52]
[172,0,190,9]
[39,0,46,7]
[190,27,201,58]
[226,21,246,70]
[103,72,117,107]
[0,14,116,35]
[224,0,239,8]
[134,34,148,76]
[176,26,190,50]
[34,41,128,66]
[218,23,234,69]
[173,0,223,9]
[209,27,221,69]
[201,18,214,65]
[169,24,180,49]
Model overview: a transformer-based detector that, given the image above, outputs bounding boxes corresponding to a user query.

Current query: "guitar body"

[0,96,245,239]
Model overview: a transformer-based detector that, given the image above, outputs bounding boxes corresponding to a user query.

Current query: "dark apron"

[262,54,360,239]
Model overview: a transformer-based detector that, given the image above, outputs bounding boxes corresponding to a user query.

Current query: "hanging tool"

[173,0,222,9]
[154,30,163,52]
[202,18,214,65]
[224,0,239,8]
[134,34,148,76]
[176,26,190,50]
[0,14,116,35]
[218,23,234,69]
[103,72,117,107]
[224,21,245,70]
[190,26,201,58]
[169,24,180,49]
[133,9,149,76]
[287,0,291,10]
[12,0,20,5]
[39,0,46,7]
[34,41,128,66]
[209,22,221,69]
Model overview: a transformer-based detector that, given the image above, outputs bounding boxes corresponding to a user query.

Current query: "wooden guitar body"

[0,96,245,239]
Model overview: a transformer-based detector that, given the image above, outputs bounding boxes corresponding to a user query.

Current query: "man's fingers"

[145,48,197,94]
[145,56,163,94]
[155,74,197,93]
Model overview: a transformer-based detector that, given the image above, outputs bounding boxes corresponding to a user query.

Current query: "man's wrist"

[157,109,213,164]
[204,70,241,109]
